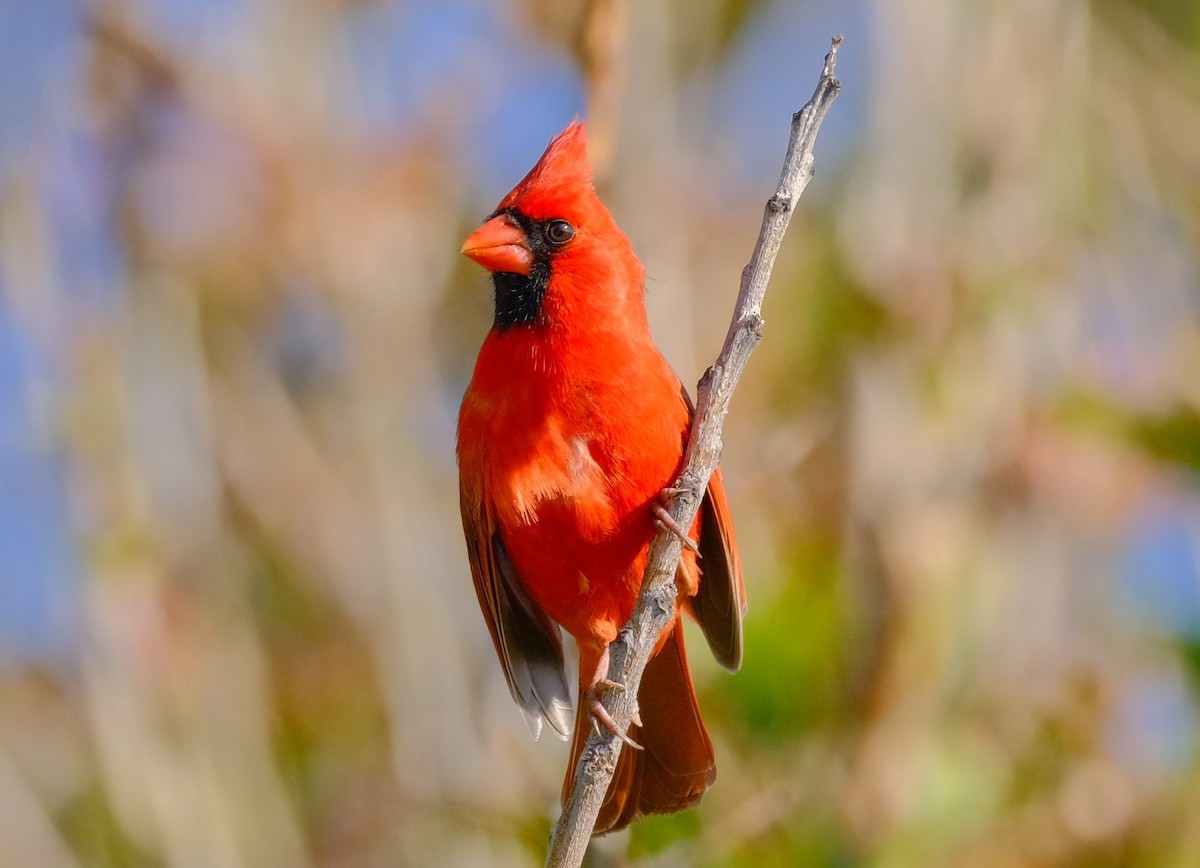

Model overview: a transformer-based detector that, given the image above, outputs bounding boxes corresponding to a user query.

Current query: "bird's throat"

[492,263,550,329]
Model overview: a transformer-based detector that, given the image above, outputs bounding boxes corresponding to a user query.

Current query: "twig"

[545,36,843,867]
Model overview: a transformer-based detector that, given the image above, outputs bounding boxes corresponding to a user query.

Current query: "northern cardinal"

[457,121,745,833]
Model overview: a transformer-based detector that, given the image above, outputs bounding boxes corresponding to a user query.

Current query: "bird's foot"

[653,488,701,555]
[587,647,643,749]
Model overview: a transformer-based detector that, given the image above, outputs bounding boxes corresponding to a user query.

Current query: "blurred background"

[2,0,1200,865]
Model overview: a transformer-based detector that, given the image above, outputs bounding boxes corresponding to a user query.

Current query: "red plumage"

[457,121,745,834]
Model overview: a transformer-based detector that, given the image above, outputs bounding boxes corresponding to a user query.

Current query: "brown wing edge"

[460,484,573,739]
[676,383,747,672]
[689,467,747,672]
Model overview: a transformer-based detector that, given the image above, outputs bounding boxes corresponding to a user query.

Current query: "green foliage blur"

[2,0,1200,865]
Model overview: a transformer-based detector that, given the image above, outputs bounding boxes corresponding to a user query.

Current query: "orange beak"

[460,215,533,276]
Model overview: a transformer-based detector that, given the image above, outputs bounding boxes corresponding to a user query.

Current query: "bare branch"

[546,36,843,867]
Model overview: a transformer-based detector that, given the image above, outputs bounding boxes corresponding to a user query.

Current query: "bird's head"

[461,121,643,330]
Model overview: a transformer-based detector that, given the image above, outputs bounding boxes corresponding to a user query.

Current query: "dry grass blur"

[2,0,1200,866]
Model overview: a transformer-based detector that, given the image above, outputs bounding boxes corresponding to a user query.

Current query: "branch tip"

[824,36,842,79]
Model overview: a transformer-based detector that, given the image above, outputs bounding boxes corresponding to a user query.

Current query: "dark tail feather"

[563,621,716,835]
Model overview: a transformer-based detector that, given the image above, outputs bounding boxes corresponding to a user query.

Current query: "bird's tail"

[563,620,716,834]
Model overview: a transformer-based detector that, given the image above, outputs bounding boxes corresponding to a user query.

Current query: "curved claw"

[590,698,644,751]
[653,502,701,555]
[587,646,644,750]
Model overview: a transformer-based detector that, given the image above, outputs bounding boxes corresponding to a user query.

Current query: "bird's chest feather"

[490,408,619,539]
[466,330,686,540]
[461,329,690,642]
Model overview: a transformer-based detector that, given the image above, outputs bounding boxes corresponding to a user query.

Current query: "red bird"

[457,121,745,833]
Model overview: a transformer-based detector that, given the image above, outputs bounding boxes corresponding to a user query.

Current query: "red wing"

[459,474,573,739]
[692,466,747,671]
[677,385,747,672]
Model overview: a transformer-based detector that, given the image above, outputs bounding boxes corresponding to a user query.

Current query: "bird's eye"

[546,219,575,245]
